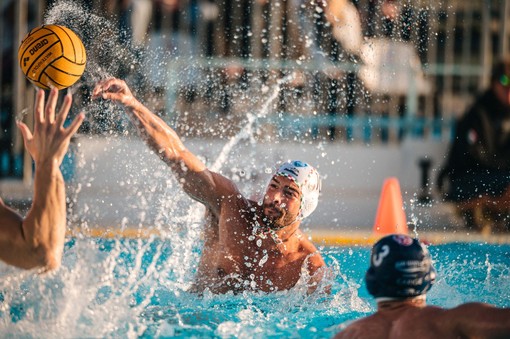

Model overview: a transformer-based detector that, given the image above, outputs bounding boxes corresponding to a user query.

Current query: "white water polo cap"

[275,161,321,219]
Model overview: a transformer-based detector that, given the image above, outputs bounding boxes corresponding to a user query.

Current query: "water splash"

[428,244,510,307]
[44,1,140,85]
[211,73,296,173]
[4,1,510,337]
[2,239,510,337]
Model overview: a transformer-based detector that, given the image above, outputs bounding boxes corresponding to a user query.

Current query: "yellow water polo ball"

[18,24,87,90]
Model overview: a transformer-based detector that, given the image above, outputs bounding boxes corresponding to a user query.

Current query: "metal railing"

[161,56,473,143]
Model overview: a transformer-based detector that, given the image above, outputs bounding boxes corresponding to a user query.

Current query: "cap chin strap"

[289,214,302,225]
[297,209,305,221]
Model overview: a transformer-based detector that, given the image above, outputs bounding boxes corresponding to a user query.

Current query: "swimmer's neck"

[377,296,427,311]
[258,221,302,251]
[266,220,301,239]
[276,226,302,243]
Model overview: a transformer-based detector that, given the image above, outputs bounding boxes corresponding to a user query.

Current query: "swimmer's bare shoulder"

[438,302,510,337]
[334,314,387,339]
[335,307,449,339]
[388,304,505,339]
[192,170,246,216]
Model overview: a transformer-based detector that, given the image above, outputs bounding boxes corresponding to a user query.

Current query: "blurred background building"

[1,0,509,205]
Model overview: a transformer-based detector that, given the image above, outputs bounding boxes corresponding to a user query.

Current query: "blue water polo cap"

[275,161,321,219]
[365,234,436,300]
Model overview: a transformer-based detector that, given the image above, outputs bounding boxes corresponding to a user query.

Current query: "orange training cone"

[373,177,408,236]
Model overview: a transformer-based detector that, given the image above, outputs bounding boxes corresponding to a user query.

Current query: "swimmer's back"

[336,303,510,339]
[335,307,449,339]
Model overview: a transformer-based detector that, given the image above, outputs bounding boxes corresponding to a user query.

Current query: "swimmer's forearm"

[122,96,224,207]
[94,78,206,172]
[22,162,66,270]
[126,99,206,171]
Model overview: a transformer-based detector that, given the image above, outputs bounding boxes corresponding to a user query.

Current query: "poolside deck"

[2,136,509,245]
[62,226,510,245]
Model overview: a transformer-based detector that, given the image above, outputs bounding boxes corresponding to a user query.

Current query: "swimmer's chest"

[213,200,307,289]
[214,238,307,291]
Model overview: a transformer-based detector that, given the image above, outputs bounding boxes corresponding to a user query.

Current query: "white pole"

[14,0,29,185]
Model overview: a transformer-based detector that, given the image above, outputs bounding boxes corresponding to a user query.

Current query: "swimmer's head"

[271,160,321,220]
[365,234,436,302]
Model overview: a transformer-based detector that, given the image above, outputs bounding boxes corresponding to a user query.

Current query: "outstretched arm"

[92,78,238,213]
[0,88,84,270]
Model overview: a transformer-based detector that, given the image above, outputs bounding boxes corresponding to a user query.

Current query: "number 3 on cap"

[372,245,390,267]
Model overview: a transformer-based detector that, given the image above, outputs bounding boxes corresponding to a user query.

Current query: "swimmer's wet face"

[268,160,321,221]
[262,176,302,229]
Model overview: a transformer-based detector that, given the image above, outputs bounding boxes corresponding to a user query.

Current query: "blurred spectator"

[326,0,430,142]
[438,57,510,232]
[380,0,400,38]
[131,0,154,46]
[219,62,244,114]
[1,0,41,177]
[320,0,363,141]
[97,0,153,47]
[324,0,363,55]
[147,0,201,110]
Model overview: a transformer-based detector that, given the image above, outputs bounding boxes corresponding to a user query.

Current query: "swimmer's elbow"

[25,244,62,272]
[14,218,63,271]
[40,248,62,272]
[12,248,61,271]
[36,247,62,272]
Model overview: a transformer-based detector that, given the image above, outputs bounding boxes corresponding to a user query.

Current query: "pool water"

[1,238,509,338]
